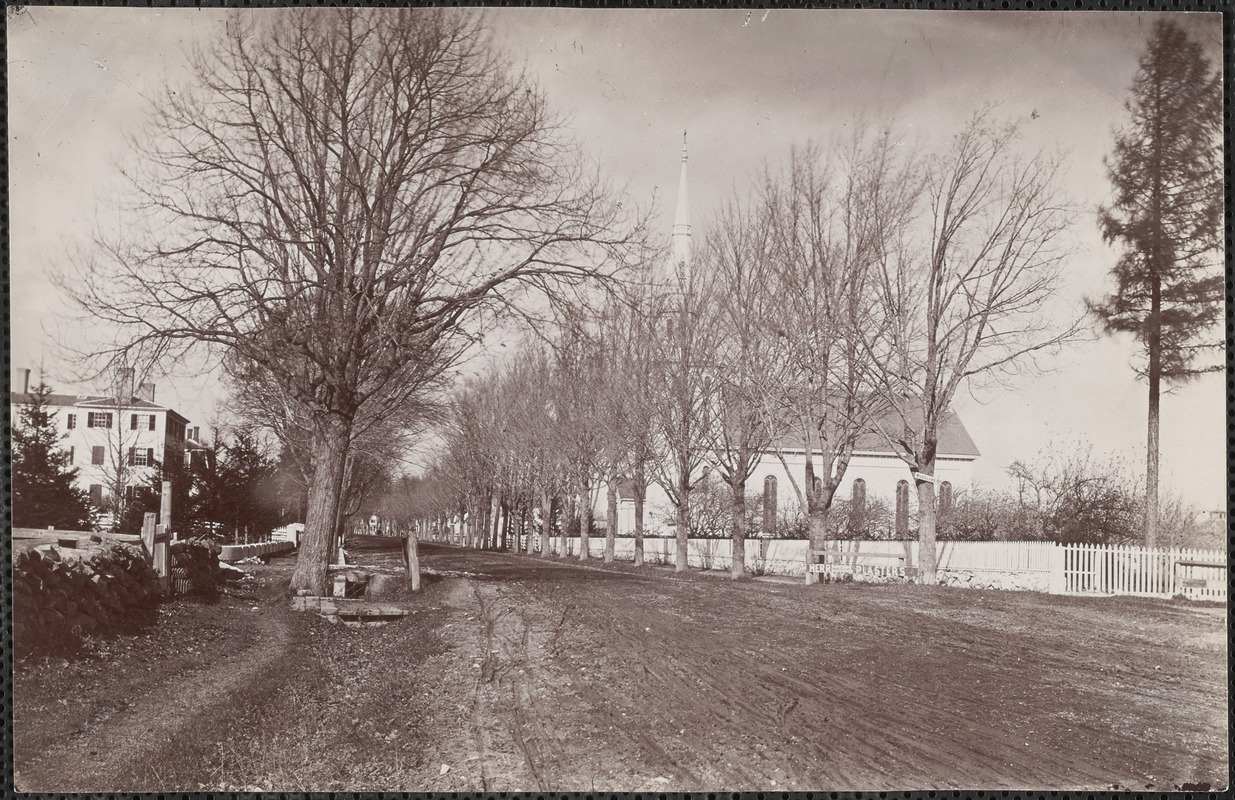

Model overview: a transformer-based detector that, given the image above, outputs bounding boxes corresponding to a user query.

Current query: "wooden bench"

[808,548,919,581]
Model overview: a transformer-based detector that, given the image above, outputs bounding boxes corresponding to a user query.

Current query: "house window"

[131,414,139,430]
[87,412,113,429]
[91,446,105,466]
[128,447,154,467]
[132,414,156,431]
[939,481,953,518]
[89,484,103,507]
[149,415,157,431]
[66,414,76,430]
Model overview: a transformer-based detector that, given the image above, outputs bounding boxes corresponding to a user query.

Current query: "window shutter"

[92,446,105,465]
[67,414,76,430]
[147,447,155,465]
[68,446,74,465]
[149,415,156,431]
[131,414,138,430]
[128,447,136,466]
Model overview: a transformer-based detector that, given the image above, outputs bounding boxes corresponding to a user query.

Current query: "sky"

[7,8,1225,507]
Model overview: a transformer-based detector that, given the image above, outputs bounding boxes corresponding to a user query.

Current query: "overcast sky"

[7,8,1224,507]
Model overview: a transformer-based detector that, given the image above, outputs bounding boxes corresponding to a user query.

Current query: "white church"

[605,137,980,537]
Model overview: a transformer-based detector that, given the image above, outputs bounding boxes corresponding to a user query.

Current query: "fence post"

[1167,546,1178,597]
[141,512,157,563]
[1048,544,1065,594]
[403,531,421,592]
[160,480,174,541]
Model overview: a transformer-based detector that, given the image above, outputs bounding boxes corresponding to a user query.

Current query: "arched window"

[852,478,867,514]
[895,480,910,538]
[849,478,868,535]
[939,481,953,518]
[762,475,778,534]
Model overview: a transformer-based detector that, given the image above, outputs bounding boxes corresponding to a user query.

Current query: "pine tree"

[1090,19,1223,549]
[11,382,96,530]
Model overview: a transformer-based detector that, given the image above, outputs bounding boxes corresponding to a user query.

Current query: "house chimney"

[21,368,30,394]
[193,426,201,441]
[137,382,156,402]
[116,366,135,401]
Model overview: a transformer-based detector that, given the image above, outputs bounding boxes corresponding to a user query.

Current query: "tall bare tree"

[766,136,917,582]
[865,111,1081,585]
[699,187,786,578]
[606,274,664,567]
[646,260,720,573]
[62,10,634,594]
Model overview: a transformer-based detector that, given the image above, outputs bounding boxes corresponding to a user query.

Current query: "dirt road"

[13,538,1226,792]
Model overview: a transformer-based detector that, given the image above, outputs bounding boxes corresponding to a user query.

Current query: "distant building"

[10,368,191,514]
[605,137,980,537]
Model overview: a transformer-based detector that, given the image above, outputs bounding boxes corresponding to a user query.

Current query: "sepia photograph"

[8,6,1226,792]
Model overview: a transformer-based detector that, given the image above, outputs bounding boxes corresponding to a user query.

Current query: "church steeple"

[672,130,691,281]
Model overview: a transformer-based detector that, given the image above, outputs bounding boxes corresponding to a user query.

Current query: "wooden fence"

[446,531,1226,602]
[1057,543,1225,601]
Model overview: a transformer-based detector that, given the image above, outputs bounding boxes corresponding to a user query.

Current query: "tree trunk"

[579,483,592,561]
[539,492,553,558]
[1146,325,1160,550]
[915,467,938,585]
[674,474,690,573]
[559,494,572,558]
[730,476,747,579]
[805,505,828,586]
[633,475,646,567]
[605,480,618,563]
[404,532,421,592]
[486,493,496,550]
[289,416,352,595]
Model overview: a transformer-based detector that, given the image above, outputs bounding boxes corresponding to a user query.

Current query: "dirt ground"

[12,536,1227,792]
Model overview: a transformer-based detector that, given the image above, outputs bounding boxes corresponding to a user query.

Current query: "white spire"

[672,130,691,279]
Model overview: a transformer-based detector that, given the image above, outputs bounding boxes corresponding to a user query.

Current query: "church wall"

[599,451,976,537]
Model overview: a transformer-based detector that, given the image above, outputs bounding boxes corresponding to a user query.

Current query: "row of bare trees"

[422,112,1080,585]
[63,10,645,595]
[66,8,1084,589]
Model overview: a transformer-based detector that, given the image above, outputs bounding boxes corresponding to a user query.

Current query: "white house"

[10,369,191,513]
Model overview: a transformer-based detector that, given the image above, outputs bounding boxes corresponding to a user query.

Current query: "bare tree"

[61,10,635,594]
[699,187,786,578]
[605,275,664,567]
[646,259,720,573]
[865,111,1081,585]
[764,135,916,583]
[550,321,609,560]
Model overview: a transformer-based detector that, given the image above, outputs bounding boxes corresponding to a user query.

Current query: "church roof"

[770,406,980,459]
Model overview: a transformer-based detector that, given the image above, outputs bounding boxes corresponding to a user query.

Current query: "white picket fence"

[1057,543,1225,601]
[499,536,1226,601]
